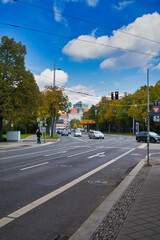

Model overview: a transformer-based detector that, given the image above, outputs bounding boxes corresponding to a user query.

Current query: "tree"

[0,36,41,138]
[0,36,26,139]
[39,86,71,137]
[70,119,81,128]
[13,70,40,133]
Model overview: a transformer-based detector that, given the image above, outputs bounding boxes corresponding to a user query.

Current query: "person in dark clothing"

[36,129,42,143]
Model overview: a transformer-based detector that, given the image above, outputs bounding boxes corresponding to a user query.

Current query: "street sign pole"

[147,69,150,166]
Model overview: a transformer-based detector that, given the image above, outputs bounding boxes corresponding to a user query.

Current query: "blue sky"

[0,0,160,106]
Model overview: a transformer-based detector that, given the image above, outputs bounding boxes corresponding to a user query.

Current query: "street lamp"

[51,61,61,137]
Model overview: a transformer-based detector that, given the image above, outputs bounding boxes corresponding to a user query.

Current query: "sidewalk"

[115,157,160,240]
[69,145,160,240]
[0,135,59,150]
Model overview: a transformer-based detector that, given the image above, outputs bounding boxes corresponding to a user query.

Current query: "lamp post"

[51,61,61,137]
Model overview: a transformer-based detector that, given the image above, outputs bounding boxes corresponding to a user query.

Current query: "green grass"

[103,132,136,136]
[2,133,59,140]
[2,133,32,139]
[42,133,59,139]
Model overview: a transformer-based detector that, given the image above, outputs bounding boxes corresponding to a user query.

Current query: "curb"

[69,158,145,240]
[0,138,60,151]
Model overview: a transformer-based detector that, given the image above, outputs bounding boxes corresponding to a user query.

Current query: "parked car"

[74,130,82,137]
[89,131,104,139]
[61,130,68,136]
[136,132,160,143]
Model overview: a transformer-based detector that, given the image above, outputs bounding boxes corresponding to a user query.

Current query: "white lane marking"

[0,148,135,228]
[137,143,146,149]
[20,162,49,171]
[68,148,103,158]
[0,146,85,161]
[87,152,105,159]
[131,154,142,156]
[149,152,160,156]
[0,149,54,161]
[69,135,88,143]
[0,217,14,227]
[44,151,67,156]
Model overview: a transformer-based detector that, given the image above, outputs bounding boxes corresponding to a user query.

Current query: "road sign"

[152,107,160,113]
[153,101,159,107]
[11,119,13,128]
[154,116,160,122]
[136,122,139,135]
[81,120,96,124]
[149,112,160,116]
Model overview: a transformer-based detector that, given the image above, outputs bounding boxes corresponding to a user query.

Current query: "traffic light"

[115,91,119,100]
[145,117,148,126]
[111,92,114,100]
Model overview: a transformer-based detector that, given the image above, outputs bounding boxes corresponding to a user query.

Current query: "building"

[68,101,89,122]
[56,113,69,129]
[73,101,88,110]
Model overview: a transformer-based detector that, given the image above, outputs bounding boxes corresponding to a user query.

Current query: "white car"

[74,130,82,137]
[89,131,104,139]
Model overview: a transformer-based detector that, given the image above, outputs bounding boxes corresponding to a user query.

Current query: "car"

[74,130,82,137]
[61,130,68,136]
[88,129,94,136]
[136,132,160,143]
[67,129,71,134]
[89,131,104,139]
[57,129,63,134]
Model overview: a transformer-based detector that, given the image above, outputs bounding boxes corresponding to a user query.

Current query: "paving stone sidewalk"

[90,158,160,240]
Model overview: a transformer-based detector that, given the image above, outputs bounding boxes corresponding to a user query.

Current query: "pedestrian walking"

[36,129,42,144]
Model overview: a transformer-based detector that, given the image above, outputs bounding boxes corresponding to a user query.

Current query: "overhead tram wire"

[29,68,147,102]
[13,0,160,45]
[0,22,158,58]
[28,68,101,99]
[30,68,148,97]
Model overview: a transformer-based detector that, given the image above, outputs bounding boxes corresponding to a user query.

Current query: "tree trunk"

[0,116,3,140]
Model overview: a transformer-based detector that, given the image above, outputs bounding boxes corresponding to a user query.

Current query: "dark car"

[136,132,160,143]
[61,130,68,136]
[57,129,63,134]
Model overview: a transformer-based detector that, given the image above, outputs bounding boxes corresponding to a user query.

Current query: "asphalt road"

[0,133,156,240]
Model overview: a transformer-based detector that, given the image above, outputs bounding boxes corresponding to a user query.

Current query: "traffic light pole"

[147,69,150,166]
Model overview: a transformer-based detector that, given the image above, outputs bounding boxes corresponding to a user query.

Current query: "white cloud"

[63,35,110,60]
[86,0,99,7]
[2,0,10,3]
[153,63,160,70]
[66,0,99,7]
[112,1,134,10]
[63,12,160,70]
[64,85,100,107]
[34,69,68,91]
[53,0,66,23]
[54,0,99,23]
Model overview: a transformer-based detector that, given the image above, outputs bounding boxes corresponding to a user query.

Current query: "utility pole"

[133,117,135,133]
[147,69,150,165]
[51,61,56,138]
